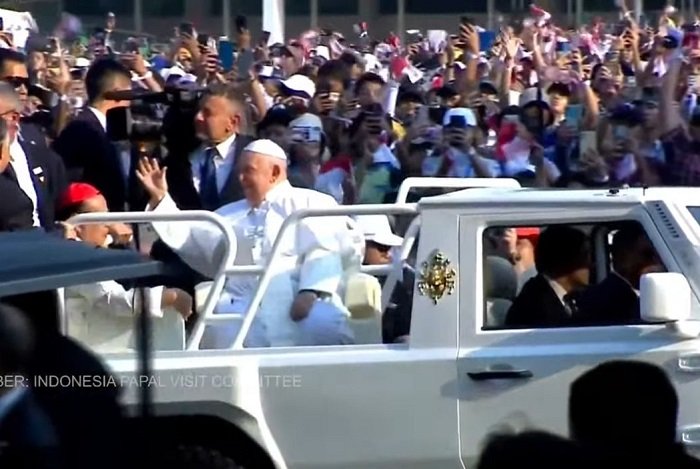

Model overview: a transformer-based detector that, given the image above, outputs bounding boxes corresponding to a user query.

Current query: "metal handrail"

[231,204,418,349]
[395,177,521,204]
[381,216,421,311]
[68,210,238,350]
[223,264,398,277]
[67,205,420,350]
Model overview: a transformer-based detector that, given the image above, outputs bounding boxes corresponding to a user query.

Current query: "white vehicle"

[6,183,700,468]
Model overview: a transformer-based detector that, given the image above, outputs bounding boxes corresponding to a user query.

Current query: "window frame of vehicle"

[458,206,682,340]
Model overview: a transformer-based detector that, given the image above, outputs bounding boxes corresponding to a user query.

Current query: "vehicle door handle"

[680,425,700,447]
[678,355,700,372]
[467,369,533,381]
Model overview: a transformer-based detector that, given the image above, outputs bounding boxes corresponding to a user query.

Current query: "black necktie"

[199,147,220,211]
[564,294,579,316]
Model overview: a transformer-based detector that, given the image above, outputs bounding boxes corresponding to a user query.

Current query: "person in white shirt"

[57,182,192,353]
[137,139,356,348]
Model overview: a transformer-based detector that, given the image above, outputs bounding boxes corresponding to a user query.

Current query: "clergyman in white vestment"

[137,139,356,348]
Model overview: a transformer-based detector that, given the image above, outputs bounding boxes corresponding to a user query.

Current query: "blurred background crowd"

[0,1,699,468]
[2,1,700,226]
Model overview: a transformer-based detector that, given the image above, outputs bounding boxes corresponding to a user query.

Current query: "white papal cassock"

[65,284,185,352]
[149,180,357,348]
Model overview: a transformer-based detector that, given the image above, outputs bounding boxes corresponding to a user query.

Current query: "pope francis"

[136,139,358,348]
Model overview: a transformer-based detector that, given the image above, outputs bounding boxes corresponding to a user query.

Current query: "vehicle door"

[257,209,463,469]
[456,206,700,467]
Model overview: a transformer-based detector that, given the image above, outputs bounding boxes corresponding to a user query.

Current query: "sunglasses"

[3,76,30,89]
[367,241,392,253]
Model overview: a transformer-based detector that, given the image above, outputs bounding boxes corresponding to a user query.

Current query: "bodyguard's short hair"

[535,225,590,278]
[204,82,245,106]
[0,48,26,73]
[85,58,131,104]
[611,222,648,261]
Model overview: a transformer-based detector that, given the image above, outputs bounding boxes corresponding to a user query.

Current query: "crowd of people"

[1,1,700,467]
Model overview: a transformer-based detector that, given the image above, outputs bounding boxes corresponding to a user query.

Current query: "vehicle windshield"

[688,207,700,232]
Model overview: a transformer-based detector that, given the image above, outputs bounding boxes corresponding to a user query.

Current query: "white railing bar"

[382,216,421,311]
[395,177,520,204]
[223,264,395,278]
[202,314,245,323]
[362,264,394,275]
[68,211,238,351]
[231,203,418,349]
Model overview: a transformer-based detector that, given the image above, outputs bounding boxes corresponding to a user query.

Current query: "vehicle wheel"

[168,445,241,469]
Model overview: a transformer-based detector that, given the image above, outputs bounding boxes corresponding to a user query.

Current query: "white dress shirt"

[149,180,356,348]
[545,276,571,312]
[65,281,185,353]
[9,137,40,226]
[89,106,131,180]
[190,133,237,194]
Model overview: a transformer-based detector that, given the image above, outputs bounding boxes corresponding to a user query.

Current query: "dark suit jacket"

[16,123,68,227]
[505,274,574,328]
[0,389,62,469]
[578,273,640,325]
[165,134,254,210]
[0,171,34,231]
[51,109,146,212]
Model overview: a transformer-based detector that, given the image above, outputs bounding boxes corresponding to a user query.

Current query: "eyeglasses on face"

[3,76,29,89]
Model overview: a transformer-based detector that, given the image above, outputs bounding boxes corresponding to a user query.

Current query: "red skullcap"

[58,183,101,211]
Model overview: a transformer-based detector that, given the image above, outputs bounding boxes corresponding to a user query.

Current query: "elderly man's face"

[238,151,284,206]
[75,195,111,247]
[1,60,29,107]
[195,95,241,143]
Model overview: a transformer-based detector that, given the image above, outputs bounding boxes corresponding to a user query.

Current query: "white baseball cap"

[243,139,288,161]
[355,215,403,247]
[289,113,323,143]
[442,107,478,127]
[281,74,316,100]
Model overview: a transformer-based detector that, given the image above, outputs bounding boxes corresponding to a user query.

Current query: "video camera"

[104,85,207,144]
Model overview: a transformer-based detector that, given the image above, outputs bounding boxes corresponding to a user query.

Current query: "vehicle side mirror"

[640,273,692,323]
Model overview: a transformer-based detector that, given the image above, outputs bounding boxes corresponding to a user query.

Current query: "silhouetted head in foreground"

[569,360,678,450]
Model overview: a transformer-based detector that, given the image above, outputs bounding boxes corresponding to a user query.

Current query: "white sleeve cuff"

[298,249,343,296]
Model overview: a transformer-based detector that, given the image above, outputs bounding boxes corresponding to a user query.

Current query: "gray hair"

[0,82,22,113]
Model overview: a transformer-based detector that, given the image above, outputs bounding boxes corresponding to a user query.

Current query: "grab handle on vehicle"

[467,369,533,381]
[680,425,700,447]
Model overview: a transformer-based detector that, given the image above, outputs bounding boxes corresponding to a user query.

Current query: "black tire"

[166,445,241,469]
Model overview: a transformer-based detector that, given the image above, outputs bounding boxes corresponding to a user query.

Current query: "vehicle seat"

[344,272,383,344]
[154,307,186,350]
[195,281,214,312]
[484,256,518,327]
